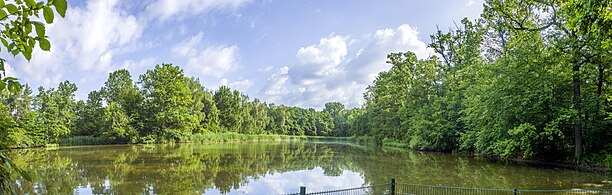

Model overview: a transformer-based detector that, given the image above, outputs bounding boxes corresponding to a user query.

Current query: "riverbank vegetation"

[1,0,611,175]
[334,0,612,167]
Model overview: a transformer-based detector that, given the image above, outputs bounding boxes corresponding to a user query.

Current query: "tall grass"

[59,136,114,146]
[187,132,307,143]
[58,133,358,146]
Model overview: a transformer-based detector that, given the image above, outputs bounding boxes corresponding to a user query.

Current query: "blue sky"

[5,0,483,109]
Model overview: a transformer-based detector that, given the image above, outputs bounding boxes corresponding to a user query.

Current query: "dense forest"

[0,0,610,177]
[1,64,343,147]
[342,0,612,163]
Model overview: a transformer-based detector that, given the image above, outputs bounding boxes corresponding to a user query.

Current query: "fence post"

[300,186,306,195]
[513,188,517,195]
[390,178,395,195]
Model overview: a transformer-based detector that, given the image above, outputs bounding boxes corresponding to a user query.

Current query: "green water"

[9,141,612,194]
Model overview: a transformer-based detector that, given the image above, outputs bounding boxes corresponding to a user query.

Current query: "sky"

[4,0,484,109]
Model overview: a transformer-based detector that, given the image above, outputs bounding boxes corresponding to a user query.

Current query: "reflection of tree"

[346,147,611,192]
[10,142,355,194]
[11,149,81,194]
[10,142,610,194]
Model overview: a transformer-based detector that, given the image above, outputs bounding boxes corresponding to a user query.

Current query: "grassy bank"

[57,133,352,146]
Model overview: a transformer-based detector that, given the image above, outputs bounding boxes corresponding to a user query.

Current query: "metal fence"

[284,178,612,195]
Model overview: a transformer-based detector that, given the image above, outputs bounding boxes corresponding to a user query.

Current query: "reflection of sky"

[204,167,365,195]
[70,167,364,195]
[72,178,112,195]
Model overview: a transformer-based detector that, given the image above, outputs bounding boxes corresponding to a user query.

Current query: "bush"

[605,154,612,172]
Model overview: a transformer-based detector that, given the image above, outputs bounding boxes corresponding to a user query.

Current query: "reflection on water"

[205,168,364,194]
[9,141,612,194]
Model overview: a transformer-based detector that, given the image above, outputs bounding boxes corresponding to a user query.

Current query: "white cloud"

[3,63,18,78]
[259,66,290,102]
[171,32,204,57]
[120,58,157,74]
[291,35,348,86]
[146,0,251,22]
[259,24,432,109]
[17,0,143,87]
[259,65,274,72]
[296,35,347,66]
[187,46,239,78]
[173,33,240,78]
[228,79,254,91]
[466,0,476,6]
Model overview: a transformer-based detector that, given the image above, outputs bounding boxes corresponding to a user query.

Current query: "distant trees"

[0,63,341,147]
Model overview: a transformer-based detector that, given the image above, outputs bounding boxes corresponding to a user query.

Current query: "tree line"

[331,0,612,162]
[0,64,346,147]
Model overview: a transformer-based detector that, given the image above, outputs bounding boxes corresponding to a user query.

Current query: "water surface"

[10,141,612,194]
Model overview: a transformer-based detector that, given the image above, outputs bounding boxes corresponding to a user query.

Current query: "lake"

[9,141,612,194]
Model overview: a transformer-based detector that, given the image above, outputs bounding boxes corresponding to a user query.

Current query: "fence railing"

[283,178,612,195]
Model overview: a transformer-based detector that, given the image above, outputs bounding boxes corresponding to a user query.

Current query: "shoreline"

[8,134,610,174]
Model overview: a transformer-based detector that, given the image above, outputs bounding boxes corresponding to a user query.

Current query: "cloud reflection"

[204,167,365,194]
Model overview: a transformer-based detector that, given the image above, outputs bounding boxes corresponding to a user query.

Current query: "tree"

[102,102,136,143]
[214,86,243,132]
[35,81,77,143]
[481,0,609,159]
[139,64,198,142]
[186,78,206,134]
[74,90,105,136]
[102,69,142,141]
[201,88,220,132]
[104,69,142,117]
[323,102,345,136]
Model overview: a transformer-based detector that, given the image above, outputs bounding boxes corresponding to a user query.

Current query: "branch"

[513,22,555,31]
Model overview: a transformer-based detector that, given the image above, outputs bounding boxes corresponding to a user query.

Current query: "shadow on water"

[9,141,612,194]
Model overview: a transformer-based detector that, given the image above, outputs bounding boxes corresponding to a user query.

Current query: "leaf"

[22,48,31,61]
[43,6,54,23]
[0,0,5,8]
[0,9,7,20]
[11,49,19,56]
[24,44,32,59]
[33,22,45,37]
[0,82,5,91]
[1,38,8,48]
[7,80,16,92]
[25,0,36,7]
[39,38,50,51]
[17,168,32,181]
[5,4,17,14]
[53,0,67,17]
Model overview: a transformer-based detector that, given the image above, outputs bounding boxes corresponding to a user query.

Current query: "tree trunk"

[573,65,583,159]
[598,65,604,96]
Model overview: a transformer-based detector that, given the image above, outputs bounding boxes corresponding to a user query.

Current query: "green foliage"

[333,0,612,165]
[188,132,304,143]
[102,102,136,143]
[605,155,612,171]
[139,64,199,142]
[74,90,105,136]
[213,85,243,132]
[0,0,67,191]
[35,81,77,143]
[59,136,113,146]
